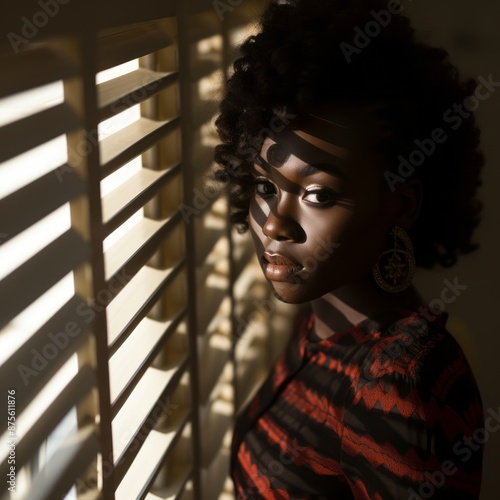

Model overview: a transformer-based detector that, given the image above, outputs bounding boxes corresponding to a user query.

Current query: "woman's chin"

[268,280,322,305]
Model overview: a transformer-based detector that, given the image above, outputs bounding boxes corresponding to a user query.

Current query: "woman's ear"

[393,179,423,230]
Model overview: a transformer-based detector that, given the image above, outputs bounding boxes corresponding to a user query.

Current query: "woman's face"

[248,125,395,304]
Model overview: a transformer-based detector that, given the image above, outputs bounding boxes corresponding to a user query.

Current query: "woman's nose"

[262,199,305,242]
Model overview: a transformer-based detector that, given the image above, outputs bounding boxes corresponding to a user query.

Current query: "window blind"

[0,1,296,499]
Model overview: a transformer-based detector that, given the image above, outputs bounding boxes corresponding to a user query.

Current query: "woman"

[215,0,485,498]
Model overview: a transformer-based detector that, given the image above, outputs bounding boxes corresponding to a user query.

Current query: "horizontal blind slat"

[0,230,90,329]
[0,46,79,99]
[23,425,100,500]
[97,25,174,72]
[0,166,85,244]
[100,116,179,178]
[109,309,186,412]
[197,283,228,337]
[101,162,181,234]
[191,103,219,132]
[113,357,189,478]
[115,413,190,499]
[186,188,225,224]
[107,259,185,354]
[232,241,257,284]
[0,104,80,163]
[105,212,182,282]
[98,68,178,121]
[200,399,232,468]
[0,295,93,419]
[194,216,226,266]
[188,15,220,42]
[144,465,192,500]
[0,364,95,478]
[190,54,222,83]
[191,144,216,174]
[198,334,231,404]
[197,258,227,297]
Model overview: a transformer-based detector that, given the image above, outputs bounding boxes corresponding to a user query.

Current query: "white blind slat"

[0,46,78,99]
[196,277,228,336]
[190,54,222,83]
[98,68,178,121]
[0,295,92,419]
[188,14,220,43]
[101,163,181,229]
[0,103,79,163]
[112,358,188,473]
[198,334,231,404]
[99,116,179,177]
[109,310,185,409]
[107,261,184,351]
[104,215,177,279]
[145,465,192,500]
[0,230,89,329]
[116,422,188,500]
[200,399,232,468]
[115,412,190,499]
[0,364,95,478]
[25,425,100,500]
[0,3,270,498]
[0,166,84,243]
[97,25,174,72]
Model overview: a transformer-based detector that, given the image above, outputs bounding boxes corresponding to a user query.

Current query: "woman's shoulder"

[364,311,469,379]
[341,311,484,498]
[360,309,483,416]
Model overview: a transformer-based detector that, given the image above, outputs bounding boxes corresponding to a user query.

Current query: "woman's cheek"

[301,207,353,249]
[248,198,266,254]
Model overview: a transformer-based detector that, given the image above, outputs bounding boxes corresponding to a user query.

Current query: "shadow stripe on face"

[272,129,349,179]
[299,112,354,149]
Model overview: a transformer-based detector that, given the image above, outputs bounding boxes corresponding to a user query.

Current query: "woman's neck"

[310,276,424,340]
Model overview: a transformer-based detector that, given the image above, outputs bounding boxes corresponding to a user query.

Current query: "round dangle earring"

[373,226,416,293]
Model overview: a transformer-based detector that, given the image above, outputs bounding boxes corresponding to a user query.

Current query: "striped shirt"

[230,309,484,499]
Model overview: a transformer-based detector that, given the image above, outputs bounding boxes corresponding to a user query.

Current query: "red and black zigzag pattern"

[230,310,484,499]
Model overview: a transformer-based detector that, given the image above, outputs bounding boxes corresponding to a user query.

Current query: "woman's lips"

[262,252,303,282]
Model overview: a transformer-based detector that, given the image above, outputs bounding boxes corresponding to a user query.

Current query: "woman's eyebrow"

[266,129,349,178]
[296,162,348,180]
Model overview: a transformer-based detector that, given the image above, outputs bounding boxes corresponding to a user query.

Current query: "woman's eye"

[254,178,276,196]
[302,189,339,206]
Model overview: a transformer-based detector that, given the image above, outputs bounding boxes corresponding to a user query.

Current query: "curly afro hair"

[214,0,484,268]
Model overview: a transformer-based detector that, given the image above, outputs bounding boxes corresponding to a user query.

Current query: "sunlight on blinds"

[0,2,273,498]
[97,60,143,252]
